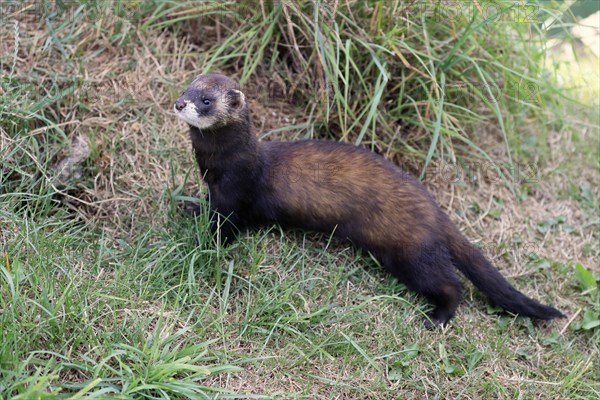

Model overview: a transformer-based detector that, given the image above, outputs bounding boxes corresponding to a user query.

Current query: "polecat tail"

[445,220,564,320]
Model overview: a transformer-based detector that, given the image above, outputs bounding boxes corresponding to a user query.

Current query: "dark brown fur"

[174,74,564,326]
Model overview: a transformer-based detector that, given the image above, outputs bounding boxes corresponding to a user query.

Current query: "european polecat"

[173,73,564,326]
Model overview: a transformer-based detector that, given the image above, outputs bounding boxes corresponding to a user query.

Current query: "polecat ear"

[226,89,245,110]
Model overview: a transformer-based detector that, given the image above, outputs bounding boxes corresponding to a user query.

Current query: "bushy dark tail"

[445,221,564,320]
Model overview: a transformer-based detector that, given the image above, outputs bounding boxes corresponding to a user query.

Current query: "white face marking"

[174,101,218,129]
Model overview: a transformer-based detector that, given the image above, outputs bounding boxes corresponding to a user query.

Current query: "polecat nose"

[175,99,186,111]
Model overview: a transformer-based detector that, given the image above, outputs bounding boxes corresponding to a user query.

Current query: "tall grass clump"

[141,0,573,180]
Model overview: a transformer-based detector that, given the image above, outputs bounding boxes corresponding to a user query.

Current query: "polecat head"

[174,73,247,130]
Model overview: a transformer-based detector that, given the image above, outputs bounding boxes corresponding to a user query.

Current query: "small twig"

[499,377,561,386]
[560,308,581,335]
[0,227,8,272]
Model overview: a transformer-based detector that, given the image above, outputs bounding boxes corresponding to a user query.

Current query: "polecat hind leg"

[384,243,462,328]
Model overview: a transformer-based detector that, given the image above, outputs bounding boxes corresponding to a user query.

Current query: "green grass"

[1,0,599,398]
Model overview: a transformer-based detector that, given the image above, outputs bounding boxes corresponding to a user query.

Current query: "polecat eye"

[203,99,211,105]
